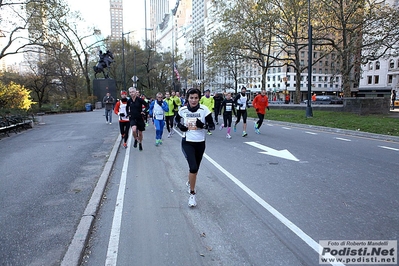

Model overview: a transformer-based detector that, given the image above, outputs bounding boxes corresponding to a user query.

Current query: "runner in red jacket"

[252,89,269,134]
[114,91,130,148]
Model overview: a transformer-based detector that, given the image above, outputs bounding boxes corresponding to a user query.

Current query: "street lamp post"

[306,0,313,117]
[171,1,180,92]
[122,31,134,91]
[133,50,137,88]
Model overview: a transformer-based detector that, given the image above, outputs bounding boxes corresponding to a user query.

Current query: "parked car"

[304,96,343,105]
[269,99,285,104]
[329,96,344,104]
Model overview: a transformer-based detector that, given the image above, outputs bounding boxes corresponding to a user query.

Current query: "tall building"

[110,0,123,41]
[192,0,210,90]
[150,0,170,31]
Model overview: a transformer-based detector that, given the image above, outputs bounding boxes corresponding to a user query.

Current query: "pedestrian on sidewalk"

[114,91,130,148]
[103,92,114,124]
[200,89,214,135]
[252,89,269,134]
[127,87,149,151]
[175,88,215,207]
[219,92,236,139]
[149,92,169,146]
[233,86,250,137]
[392,89,396,110]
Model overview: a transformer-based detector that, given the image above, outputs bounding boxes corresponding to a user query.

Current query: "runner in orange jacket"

[252,89,269,134]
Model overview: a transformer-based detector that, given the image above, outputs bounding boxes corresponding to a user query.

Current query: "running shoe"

[254,122,258,130]
[123,142,127,148]
[207,131,212,135]
[226,134,232,139]
[219,124,224,130]
[133,139,138,148]
[159,139,163,145]
[188,194,197,207]
[256,129,260,134]
[242,131,247,137]
[233,124,236,132]
[167,132,171,138]
[155,139,159,146]
[139,143,143,151]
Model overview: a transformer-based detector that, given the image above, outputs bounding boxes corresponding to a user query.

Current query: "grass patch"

[247,109,399,136]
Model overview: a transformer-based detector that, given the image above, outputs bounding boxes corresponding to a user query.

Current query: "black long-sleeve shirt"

[126,97,148,119]
[221,98,236,116]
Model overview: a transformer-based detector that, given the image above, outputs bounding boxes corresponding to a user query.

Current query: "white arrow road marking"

[379,146,399,151]
[245,141,299,161]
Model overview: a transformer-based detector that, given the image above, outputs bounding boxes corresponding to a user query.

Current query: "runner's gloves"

[177,122,188,132]
[196,118,206,129]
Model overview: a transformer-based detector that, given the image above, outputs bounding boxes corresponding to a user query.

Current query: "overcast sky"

[67,0,147,43]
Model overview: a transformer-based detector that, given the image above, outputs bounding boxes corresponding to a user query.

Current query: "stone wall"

[342,97,390,115]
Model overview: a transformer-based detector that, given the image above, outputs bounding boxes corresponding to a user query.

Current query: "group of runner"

[113,86,269,207]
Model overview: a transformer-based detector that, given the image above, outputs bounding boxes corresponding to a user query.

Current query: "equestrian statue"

[93,50,114,79]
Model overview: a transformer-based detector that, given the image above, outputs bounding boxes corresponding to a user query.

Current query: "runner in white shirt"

[175,88,215,207]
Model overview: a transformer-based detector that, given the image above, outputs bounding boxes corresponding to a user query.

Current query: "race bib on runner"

[186,118,198,130]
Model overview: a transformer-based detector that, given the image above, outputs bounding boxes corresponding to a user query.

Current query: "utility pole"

[306,0,313,118]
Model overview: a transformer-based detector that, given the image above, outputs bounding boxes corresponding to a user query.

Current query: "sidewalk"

[388,108,399,118]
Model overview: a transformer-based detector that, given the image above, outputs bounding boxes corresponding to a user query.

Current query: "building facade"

[110,0,123,41]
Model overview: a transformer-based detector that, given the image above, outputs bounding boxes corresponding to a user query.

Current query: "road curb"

[61,135,121,266]
[262,119,399,143]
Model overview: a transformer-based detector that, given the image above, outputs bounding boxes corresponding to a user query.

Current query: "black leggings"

[181,139,205,174]
[214,106,221,123]
[165,115,174,132]
[256,113,265,129]
[223,112,233,127]
[235,110,247,125]
[119,121,130,143]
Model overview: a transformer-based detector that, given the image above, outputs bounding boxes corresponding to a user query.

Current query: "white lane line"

[378,146,399,151]
[282,127,291,130]
[204,153,344,266]
[105,136,132,266]
[305,131,318,135]
[335,137,351,142]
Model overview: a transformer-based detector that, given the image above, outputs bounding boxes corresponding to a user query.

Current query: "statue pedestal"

[93,79,117,103]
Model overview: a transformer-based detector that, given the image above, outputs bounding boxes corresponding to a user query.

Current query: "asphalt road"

[0,110,119,266]
[81,117,399,266]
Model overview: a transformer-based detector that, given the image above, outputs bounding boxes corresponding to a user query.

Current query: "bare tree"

[44,3,106,97]
[315,0,399,97]
[0,0,49,60]
[214,0,280,92]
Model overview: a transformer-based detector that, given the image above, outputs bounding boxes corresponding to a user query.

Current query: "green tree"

[207,31,241,92]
